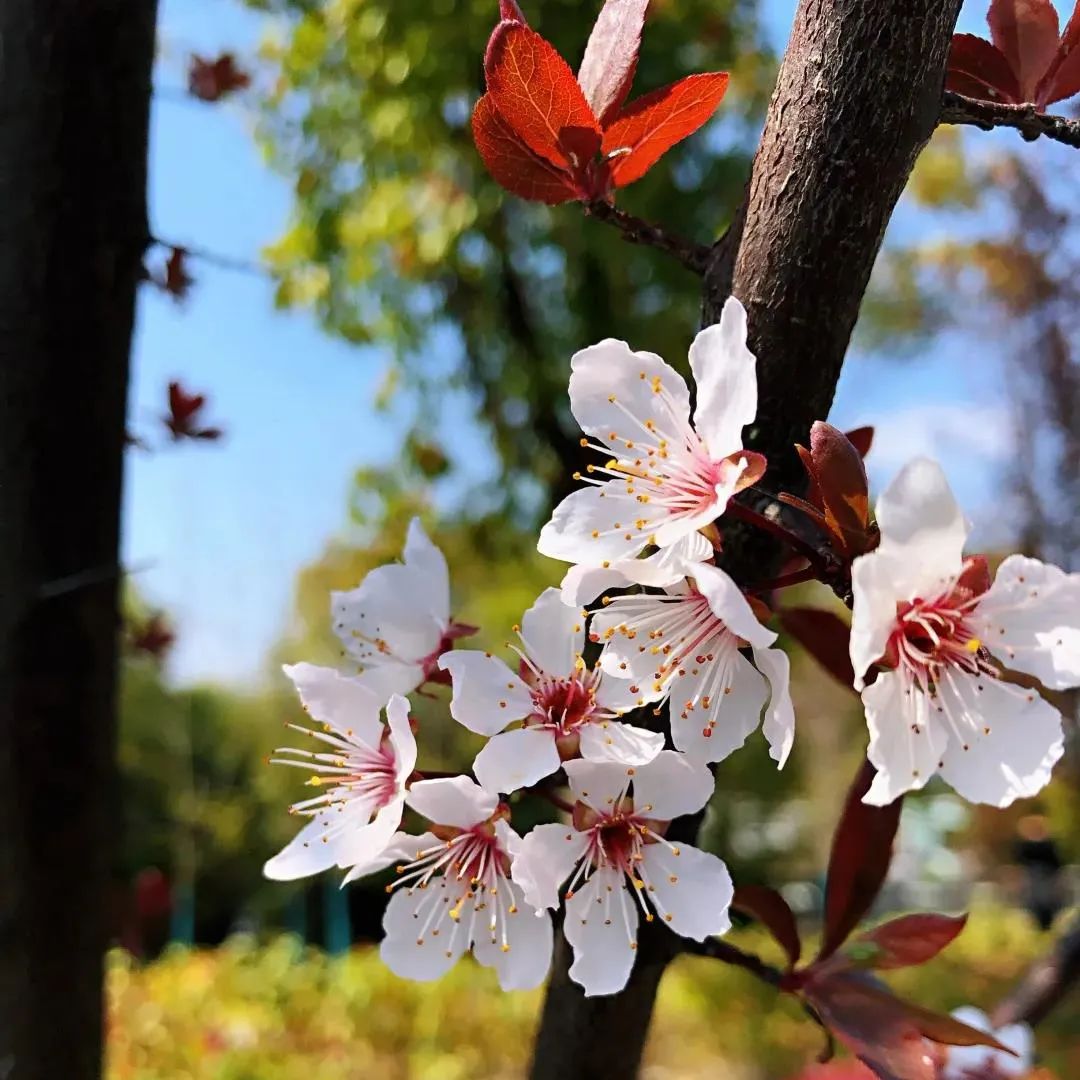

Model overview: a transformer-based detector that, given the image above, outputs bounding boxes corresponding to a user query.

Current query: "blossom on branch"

[849,458,1080,806]
[588,559,795,764]
[332,519,475,698]
[263,669,415,880]
[538,296,765,567]
[512,753,732,996]
[440,588,663,794]
[349,775,553,991]
[942,1007,1032,1079]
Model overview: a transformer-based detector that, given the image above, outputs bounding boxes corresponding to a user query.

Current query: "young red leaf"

[988,0,1062,100]
[852,913,968,971]
[818,760,904,960]
[809,421,871,556]
[472,95,582,204]
[130,614,175,662]
[946,33,1022,102]
[1037,4,1080,105]
[844,426,874,459]
[485,23,601,173]
[602,72,728,189]
[188,52,251,103]
[498,0,528,23]
[577,0,650,127]
[778,607,857,692]
[732,885,801,969]
[165,380,223,442]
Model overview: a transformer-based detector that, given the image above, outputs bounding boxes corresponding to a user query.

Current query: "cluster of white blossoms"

[264,297,1080,998]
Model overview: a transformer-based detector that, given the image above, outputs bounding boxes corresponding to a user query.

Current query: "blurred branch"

[149,234,267,277]
[940,92,1080,149]
[992,912,1080,1028]
[584,201,711,274]
[682,936,784,986]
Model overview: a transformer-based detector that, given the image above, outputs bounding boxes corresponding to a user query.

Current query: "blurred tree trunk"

[529,1,962,1076]
[0,2,157,1077]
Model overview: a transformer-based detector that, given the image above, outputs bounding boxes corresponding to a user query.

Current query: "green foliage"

[106,907,1079,1078]
[250,0,775,514]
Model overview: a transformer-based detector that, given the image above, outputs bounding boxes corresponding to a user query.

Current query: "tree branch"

[583,200,712,274]
[991,911,1080,1029]
[682,936,784,986]
[940,91,1080,149]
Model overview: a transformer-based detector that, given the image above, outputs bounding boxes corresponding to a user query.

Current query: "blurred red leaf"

[472,95,582,204]
[818,761,904,961]
[1037,3,1080,104]
[844,425,874,460]
[778,607,856,692]
[946,33,1022,102]
[988,0,1062,101]
[602,72,729,189]
[485,23,601,171]
[577,0,650,127]
[188,52,251,103]
[852,913,968,971]
[165,380,223,442]
[153,246,193,301]
[130,613,175,662]
[733,885,801,969]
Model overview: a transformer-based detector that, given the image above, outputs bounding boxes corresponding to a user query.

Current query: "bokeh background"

[113,0,1080,1075]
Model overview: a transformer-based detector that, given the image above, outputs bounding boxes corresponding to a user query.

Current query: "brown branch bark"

[991,911,1080,1029]
[529,2,963,1077]
[940,91,1080,149]
[583,200,712,274]
[0,2,158,1077]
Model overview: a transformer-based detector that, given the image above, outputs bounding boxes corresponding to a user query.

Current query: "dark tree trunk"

[529,2,963,1076]
[0,2,158,1077]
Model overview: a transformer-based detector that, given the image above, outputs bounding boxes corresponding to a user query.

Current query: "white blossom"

[850,458,1080,806]
[512,753,732,997]
[440,588,664,794]
[538,297,764,568]
[263,666,415,880]
[944,1007,1032,1079]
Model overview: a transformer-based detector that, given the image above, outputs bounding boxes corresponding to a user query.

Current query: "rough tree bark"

[529,1,963,1076]
[0,2,158,1077]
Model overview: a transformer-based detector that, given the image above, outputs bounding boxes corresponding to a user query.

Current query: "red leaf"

[844,426,874,459]
[946,34,1022,103]
[472,95,582,204]
[853,913,967,971]
[485,23,600,173]
[988,0,1062,100]
[732,885,801,969]
[498,0,528,23]
[809,421,871,557]
[577,0,650,127]
[778,607,856,692]
[153,247,194,301]
[165,380,223,442]
[188,52,251,103]
[818,760,904,960]
[602,72,728,189]
[130,613,175,662]
[1037,3,1080,105]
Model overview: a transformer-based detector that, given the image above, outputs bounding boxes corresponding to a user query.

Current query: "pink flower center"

[526,674,599,736]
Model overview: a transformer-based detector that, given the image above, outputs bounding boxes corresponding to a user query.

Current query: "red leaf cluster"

[164,380,223,442]
[947,0,1080,107]
[148,246,194,302]
[129,613,175,662]
[782,421,878,561]
[188,52,251,103]
[473,1,729,204]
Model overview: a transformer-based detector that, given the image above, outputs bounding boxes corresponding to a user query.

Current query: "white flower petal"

[640,843,732,940]
[403,517,451,627]
[353,660,427,700]
[688,296,756,461]
[668,650,768,763]
[564,866,640,997]
[568,338,691,451]
[512,822,589,911]
[652,496,728,549]
[334,795,405,872]
[977,554,1080,690]
[594,670,648,711]
[862,671,946,806]
[471,880,554,990]
[386,693,417,782]
[520,587,586,676]
[936,675,1063,807]
[263,798,376,881]
[629,749,715,820]
[439,650,532,735]
[472,727,561,795]
[946,1007,1033,1079]
[875,457,968,588]
[405,775,497,829]
[561,564,628,608]
[850,549,906,690]
[563,758,635,813]
[692,563,777,648]
[754,645,796,768]
[538,484,656,565]
[342,830,434,884]
[578,720,665,766]
[379,878,467,981]
[282,662,384,746]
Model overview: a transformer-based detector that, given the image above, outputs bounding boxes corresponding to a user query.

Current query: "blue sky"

[126,0,1034,686]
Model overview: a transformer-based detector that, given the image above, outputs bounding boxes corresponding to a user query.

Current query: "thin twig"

[991,911,1080,1028]
[583,200,712,274]
[149,234,268,277]
[940,91,1080,149]
[682,936,784,986]
[726,495,830,573]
